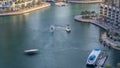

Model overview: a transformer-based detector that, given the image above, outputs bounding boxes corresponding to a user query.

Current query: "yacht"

[86,49,101,66]
[65,25,71,32]
[24,49,39,55]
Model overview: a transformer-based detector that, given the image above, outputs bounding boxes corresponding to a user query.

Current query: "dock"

[95,52,108,68]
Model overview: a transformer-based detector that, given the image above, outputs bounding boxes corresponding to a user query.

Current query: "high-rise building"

[100,0,120,30]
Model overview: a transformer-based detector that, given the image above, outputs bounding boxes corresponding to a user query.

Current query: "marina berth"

[95,52,108,67]
[86,49,101,66]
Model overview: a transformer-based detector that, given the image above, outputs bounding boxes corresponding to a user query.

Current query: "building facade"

[100,0,120,30]
[0,0,42,12]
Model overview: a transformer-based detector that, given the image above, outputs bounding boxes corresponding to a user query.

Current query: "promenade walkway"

[74,15,120,50]
[68,0,103,3]
[101,32,117,47]
[0,2,50,16]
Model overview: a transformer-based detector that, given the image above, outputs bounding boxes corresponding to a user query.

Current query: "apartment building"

[100,0,120,30]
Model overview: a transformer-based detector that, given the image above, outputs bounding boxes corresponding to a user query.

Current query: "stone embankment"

[100,33,117,48]
[68,0,103,3]
[0,2,51,16]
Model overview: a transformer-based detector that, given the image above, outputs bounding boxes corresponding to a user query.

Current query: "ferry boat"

[86,49,101,66]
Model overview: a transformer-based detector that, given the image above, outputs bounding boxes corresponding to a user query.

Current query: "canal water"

[0,3,119,68]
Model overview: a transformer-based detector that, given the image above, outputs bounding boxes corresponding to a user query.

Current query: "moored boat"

[86,49,101,66]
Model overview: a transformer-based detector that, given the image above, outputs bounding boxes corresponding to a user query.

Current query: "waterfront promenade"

[0,2,50,16]
[74,15,108,30]
[74,15,120,50]
[68,0,103,3]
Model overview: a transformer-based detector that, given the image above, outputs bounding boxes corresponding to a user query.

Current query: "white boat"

[86,49,101,66]
[50,25,55,32]
[65,25,71,32]
[24,49,39,55]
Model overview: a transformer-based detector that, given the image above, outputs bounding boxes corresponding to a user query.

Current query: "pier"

[95,52,108,68]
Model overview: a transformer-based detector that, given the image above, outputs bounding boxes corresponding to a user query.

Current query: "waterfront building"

[0,0,44,12]
[100,0,120,30]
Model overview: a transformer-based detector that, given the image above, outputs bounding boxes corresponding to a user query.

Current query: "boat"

[86,49,101,66]
[24,49,39,55]
[50,25,55,32]
[65,25,71,32]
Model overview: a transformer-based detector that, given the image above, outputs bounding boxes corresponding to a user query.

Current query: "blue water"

[0,3,119,68]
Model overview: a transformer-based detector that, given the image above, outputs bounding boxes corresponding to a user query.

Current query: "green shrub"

[116,46,120,48]
[105,64,111,68]
[117,63,120,68]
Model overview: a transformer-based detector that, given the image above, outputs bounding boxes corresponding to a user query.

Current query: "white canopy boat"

[65,25,71,32]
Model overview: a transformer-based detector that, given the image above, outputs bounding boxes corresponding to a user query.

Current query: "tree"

[91,11,95,14]
[117,63,120,68]
[81,11,86,15]
[105,64,112,68]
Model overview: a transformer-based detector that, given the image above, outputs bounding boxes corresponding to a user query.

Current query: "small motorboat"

[65,25,71,32]
[50,25,55,32]
[24,49,39,55]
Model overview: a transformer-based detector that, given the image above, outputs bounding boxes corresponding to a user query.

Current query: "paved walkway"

[101,32,117,47]
[74,15,108,30]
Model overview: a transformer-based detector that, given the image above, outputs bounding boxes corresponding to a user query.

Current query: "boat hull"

[24,49,39,55]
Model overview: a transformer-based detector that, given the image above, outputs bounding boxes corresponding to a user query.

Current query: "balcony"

[108,15,111,17]
[104,13,107,15]
[116,11,119,14]
[105,7,107,9]
[113,10,116,12]
[108,8,112,11]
